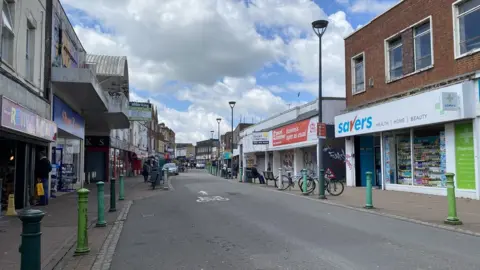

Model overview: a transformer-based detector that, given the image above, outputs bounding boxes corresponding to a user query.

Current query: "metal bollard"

[75,188,90,255]
[365,172,373,209]
[18,209,45,270]
[163,169,169,190]
[444,173,462,225]
[318,169,326,200]
[277,168,283,190]
[301,169,308,195]
[109,178,116,212]
[95,182,107,227]
[119,174,125,201]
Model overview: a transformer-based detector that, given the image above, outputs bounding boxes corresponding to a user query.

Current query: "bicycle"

[277,171,297,191]
[298,169,344,196]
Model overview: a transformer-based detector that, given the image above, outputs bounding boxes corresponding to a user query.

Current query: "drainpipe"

[44,0,53,102]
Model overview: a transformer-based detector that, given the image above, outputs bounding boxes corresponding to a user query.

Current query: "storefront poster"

[252,132,269,145]
[272,118,318,147]
[455,122,476,190]
[1,96,57,141]
[53,96,85,139]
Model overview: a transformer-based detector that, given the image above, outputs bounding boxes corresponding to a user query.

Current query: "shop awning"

[52,67,108,112]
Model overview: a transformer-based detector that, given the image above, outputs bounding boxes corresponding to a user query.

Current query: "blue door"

[359,136,375,187]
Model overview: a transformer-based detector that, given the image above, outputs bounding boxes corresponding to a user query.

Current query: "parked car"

[163,163,179,175]
[196,163,205,169]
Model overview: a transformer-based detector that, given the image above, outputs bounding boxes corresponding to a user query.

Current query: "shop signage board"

[272,118,318,147]
[252,132,269,145]
[454,122,476,190]
[0,96,57,141]
[317,123,327,139]
[334,82,476,138]
[128,102,152,121]
[85,136,110,147]
[53,96,85,139]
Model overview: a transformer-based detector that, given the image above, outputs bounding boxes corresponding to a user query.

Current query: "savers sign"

[272,118,317,147]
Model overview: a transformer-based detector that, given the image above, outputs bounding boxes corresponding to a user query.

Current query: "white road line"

[198,191,208,195]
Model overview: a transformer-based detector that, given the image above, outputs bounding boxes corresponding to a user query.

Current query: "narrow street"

[111,171,480,270]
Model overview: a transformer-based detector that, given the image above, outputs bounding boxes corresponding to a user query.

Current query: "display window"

[0,139,16,210]
[413,125,445,187]
[396,133,412,185]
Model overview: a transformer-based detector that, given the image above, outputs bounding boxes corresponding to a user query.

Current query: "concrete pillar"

[345,138,355,187]
[293,148,302,177]
[272,151,280,177]
[265,151,269,171]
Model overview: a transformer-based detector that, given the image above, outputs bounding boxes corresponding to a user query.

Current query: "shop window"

[395,133,412,185]
[413,125,445,187]
[454,0,480,57]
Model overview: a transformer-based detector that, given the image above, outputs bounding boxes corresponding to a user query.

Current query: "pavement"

[0,175,163,270]
[110,170,480,269]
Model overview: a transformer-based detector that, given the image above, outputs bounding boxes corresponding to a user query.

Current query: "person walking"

[35,150,52,205]
[142,161,151,183]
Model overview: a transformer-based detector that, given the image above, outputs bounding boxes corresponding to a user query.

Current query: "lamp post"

[216,118,221,161]
[312,19,328,200]
[229,101,236,179]
[210,130,214,161]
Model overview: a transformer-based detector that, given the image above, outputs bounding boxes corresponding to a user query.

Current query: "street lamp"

[210,130,214,160]
[312,19,328,199]
[228,101,236,179]
[216,118,221,161]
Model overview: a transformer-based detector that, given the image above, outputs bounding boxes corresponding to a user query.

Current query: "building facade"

[0,0,57,209]
[195,139,219,163]
[335,0,480,199]
[176,143,195,160]
[239,98,346,180]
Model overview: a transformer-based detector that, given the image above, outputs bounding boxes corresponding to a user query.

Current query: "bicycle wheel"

[326,180,344,196]
[278,175,292,191]
[299,178,316,194]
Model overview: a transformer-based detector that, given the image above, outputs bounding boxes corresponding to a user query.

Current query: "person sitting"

[251,165,265,184]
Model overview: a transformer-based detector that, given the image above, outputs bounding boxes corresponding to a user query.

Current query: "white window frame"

[1,0,15,66]
[384,16,434,83]
[25,21,35,82]
[413,17,434,71]
[351,52,365,95]
[386,37,403,81]
[452,0,480,59]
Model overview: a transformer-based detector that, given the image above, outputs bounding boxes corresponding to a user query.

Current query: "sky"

[62,0,399,143]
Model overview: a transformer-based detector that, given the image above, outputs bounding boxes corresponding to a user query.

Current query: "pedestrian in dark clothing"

[142,161,150,183]
[35,150,52,205]
[251,165,265,184]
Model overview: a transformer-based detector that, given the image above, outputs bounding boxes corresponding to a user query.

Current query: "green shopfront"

[335,81,480,199]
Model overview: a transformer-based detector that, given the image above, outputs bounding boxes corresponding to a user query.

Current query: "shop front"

[0,96,57,210]
[241,116,346,182]
[335,81,478,199]
[52,96,85,193]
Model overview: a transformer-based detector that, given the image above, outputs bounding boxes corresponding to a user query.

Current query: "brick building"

[334,0,480,199]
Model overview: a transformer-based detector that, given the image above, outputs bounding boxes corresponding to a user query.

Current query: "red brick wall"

[345,0,480,109]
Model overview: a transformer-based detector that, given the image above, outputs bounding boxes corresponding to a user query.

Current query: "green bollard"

[365,172,373,209]
[75,188,90,255]
[444,173,462,225]
[119,174,125,201]
[95,182,107,227]
[109,178,116,212]
[301,169,308,195]
[18,209,45,270]
[318,169,326,199]
[239,168,243,182]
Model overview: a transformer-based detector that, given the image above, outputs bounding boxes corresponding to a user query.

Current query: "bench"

[263,171,278,187]
[245,169,257,183]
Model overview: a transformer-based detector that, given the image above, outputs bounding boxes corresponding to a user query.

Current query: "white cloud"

[63,0,355,143]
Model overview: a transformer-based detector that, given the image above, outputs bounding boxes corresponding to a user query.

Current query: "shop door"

[374,146,381,187]
[86,151,106,182]
[359,136,375,187]
[52,147,63,190]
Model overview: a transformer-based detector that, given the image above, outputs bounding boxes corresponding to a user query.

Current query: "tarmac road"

[110,170,480,270]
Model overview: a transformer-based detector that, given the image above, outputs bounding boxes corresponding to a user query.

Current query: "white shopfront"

[335,81,480,199]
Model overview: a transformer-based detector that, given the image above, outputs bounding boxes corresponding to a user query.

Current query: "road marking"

[196,196,229,203]
[198,191,208,195]
[142,213,154,218]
